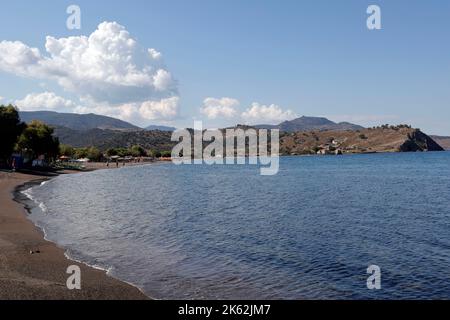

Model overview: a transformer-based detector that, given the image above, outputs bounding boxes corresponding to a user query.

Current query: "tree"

[146,149,155,158]
[154,151,162,158]
[74,148,88,159]
[59,144,75,157]
[0,105,25,163]
[86,147,103,162]
[117,148,130,157]
[161,151,172,158]
[106,148,118,157]
[130,145,146,157]
[106,147,129,157]
[17,120,60,161]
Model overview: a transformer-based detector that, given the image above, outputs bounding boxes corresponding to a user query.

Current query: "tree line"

[0,105,59,168]
[1,104,172,169]
[59,144,172,161]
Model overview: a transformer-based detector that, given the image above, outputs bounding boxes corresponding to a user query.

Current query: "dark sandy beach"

[0,170,149,300]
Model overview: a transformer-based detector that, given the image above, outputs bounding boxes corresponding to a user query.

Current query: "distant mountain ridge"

[145,125,176,132]
[26,111,443,154]
[19,111,140,131]
[19,111,364,134]
[255,116,364,132]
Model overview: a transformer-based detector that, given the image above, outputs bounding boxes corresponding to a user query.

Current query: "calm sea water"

[22,152,450,299]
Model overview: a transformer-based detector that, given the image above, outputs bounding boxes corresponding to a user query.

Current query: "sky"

[0,0,449,134]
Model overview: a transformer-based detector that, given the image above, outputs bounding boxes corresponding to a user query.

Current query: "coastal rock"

[399,130,444,152]
[430,135,450,151]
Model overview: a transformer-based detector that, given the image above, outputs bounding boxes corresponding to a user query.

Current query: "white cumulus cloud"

[201,97,239,119]
[0,41,42,77]
[241,102,297,124]
[139,97,180,120]
[15,92,77,111]
[0,21,178,111]
[148,48,162,60]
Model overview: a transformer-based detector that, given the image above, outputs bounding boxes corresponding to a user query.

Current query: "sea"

[19,152,450,299]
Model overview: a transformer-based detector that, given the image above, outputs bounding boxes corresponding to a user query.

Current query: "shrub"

[359,134,368,140]
[161,151,172,158]
[59,144,74,157]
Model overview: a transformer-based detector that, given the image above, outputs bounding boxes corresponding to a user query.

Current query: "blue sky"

[0,0,449,134]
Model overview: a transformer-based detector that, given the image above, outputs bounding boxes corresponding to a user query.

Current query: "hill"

[54,126,174,151]
[145,125,176,132]
[256,116,364,132]
[19,111,140,131]
[280,126,444,155]
[431,136,450,150]
[20,111,444,155]
[53,124,444,156]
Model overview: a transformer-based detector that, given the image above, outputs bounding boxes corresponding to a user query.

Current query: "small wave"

[21,188,35,201]
[32,220,51,243]
[21,186,49,214]
[62,251,150,298]
[63,251,113,274]
[38,202,48,213]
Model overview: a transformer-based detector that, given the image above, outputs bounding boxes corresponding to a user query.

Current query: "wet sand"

[0,170,149,300]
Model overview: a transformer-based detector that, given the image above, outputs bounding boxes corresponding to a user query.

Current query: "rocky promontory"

[280,125,444,155]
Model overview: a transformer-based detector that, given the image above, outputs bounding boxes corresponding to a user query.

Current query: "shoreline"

[0,168,150,300]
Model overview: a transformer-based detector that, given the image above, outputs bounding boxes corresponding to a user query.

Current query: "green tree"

[59,144,74,157]
[17,120,59,161]
[0,105,25,163]
[74,148,88,159]
[106,148,129,157]
[106,148,118,157]
[86,147,103,162]
[161,151,172,158]
[130,145,146,157]
[146,149,155,158]
[117,148,130,157]
[154,151,162,158]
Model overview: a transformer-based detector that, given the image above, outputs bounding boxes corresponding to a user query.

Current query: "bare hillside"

[280,126,444,155]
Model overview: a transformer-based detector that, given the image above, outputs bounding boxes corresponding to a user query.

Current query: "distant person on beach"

[116,161,119,168]
[11,158,16,172]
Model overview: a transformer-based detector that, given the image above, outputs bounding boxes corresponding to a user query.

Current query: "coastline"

[0,168,149,300]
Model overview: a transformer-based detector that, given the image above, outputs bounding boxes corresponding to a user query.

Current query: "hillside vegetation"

[54,126,175,151]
